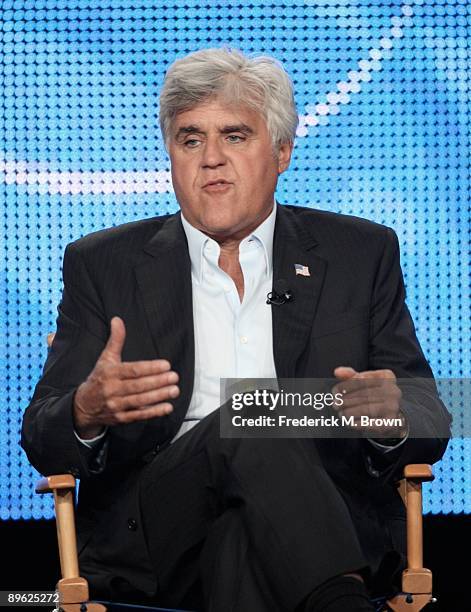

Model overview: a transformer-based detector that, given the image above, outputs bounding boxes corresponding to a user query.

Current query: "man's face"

[168,98,293,241]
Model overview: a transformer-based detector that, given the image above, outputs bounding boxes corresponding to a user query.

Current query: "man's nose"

[201,137,226,168]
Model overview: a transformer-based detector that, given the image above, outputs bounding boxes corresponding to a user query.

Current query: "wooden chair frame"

[36,464,436,612]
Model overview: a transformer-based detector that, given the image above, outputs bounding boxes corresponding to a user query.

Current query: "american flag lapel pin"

[294,263,310,277]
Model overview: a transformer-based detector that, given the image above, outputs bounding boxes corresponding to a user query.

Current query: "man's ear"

[277,142,294,174]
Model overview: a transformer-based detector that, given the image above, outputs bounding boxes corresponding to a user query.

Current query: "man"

[22,48,451,612]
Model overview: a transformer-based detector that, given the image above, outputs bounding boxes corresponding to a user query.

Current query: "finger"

[358,369,396,380]
[336,388,401,409]
[335,393,380,410]
[112,402,174,425]
[119,359,172,379]
[101,316,126,362]
[332,376,387,396]
[113,371,179,396]
[333,366,357,380]
[333,369,397,394]
[110,384,180,411]
[340,403,404,422]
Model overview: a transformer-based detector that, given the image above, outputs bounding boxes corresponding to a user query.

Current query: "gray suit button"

[127,518,138,531]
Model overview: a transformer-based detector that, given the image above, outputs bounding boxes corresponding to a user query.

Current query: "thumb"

[333,366,357,380]
[101,316,126,361]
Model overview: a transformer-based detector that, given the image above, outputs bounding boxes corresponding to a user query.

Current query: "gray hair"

[159,47,298,152]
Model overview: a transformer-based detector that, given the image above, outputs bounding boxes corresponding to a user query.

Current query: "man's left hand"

[332,367,407,438]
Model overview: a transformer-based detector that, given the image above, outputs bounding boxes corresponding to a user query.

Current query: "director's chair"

[36,464,436,612]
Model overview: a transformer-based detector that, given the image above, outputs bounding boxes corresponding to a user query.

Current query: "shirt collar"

[181,199,276,283]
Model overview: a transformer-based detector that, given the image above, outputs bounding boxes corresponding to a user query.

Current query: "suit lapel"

[134,213,195,431]
[272,204,327,378]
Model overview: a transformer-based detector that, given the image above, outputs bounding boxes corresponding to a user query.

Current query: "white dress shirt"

[173,202,278,441]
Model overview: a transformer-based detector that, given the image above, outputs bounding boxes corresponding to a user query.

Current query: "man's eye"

[227,135,244,143]
[184,139,200,148]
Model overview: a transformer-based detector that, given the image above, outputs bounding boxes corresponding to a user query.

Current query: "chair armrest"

[389,463,435,609]
[35,474,79,580]
[387,462,436,610]
[403,464,433,482]
[35,475,107,611]
[397,464,433,509]
[36,474,76,494]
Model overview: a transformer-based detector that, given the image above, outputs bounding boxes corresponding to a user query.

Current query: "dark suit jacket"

[21,203,452,597]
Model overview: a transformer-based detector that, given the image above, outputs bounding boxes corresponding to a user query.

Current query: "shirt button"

[127,518,138,531]
[224,286,231,293]
[240,336,248,344]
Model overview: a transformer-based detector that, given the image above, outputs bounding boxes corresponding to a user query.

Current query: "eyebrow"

[174,123,254,140]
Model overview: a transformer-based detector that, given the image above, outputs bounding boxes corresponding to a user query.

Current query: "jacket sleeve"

[361,227,452,485]
[21,242,110,479]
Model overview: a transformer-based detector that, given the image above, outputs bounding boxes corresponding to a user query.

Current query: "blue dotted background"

[1,0,469,519]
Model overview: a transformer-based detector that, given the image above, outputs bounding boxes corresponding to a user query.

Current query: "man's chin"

[192,210,241,237]
[202,225,239,240]
[199,220,247,242]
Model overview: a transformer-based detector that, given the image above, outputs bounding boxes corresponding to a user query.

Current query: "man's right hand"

[73,316,179,439]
